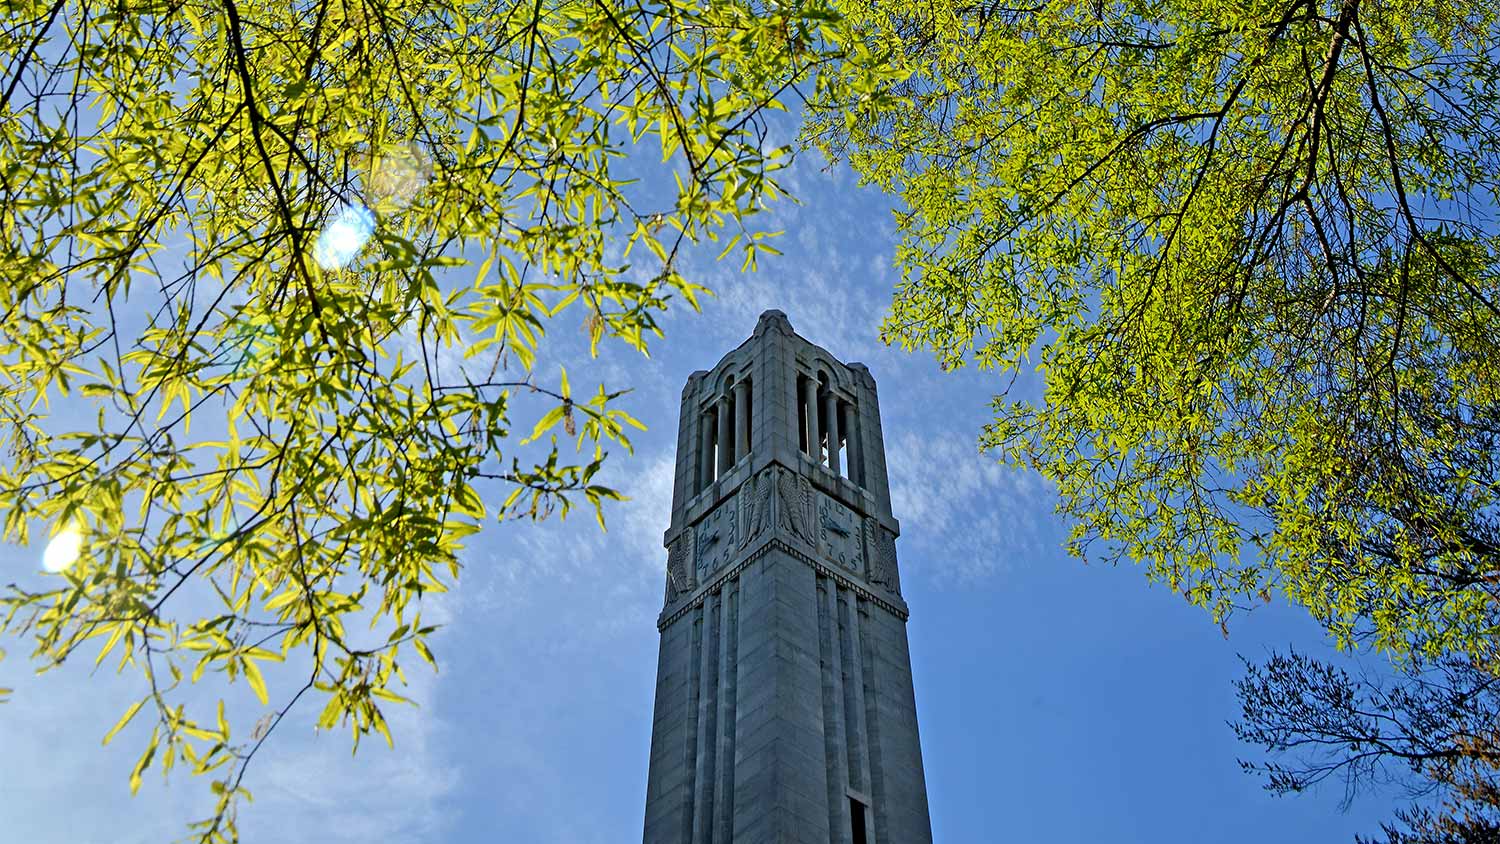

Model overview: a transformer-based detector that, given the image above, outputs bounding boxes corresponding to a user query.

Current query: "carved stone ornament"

[777,466,814,544]
[846,361,877,389]
[666,532,694,600]
[799,475,814,535]
[739,467,773,548]
[753,309,794,338]
[869,525,900,594]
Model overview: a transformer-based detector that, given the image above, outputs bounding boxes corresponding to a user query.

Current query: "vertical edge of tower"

[643,602,694,843]
[846,363,896,531]
[669,370,708,538]
[844,361,931,843]
[646,368,704,844]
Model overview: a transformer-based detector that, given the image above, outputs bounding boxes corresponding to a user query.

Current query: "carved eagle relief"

[739,468,773,548]
[872,527,900,593]
[777,467,813,543]
[666,533,693,600]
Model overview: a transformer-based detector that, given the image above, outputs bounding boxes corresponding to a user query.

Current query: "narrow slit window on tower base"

[850,797,868,844]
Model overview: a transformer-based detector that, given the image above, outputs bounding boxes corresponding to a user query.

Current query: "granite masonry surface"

[642,310,933,843]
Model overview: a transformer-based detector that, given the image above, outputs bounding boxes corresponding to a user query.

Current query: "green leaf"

[103,697,147,745]
[0,0,874,835]
[413,638,437,670]
[523,406,567,444]
[94,622,129,669]
[242,656,269,707]
[129,727,159,795]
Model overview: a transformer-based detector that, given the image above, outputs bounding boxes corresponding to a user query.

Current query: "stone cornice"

[658,537,909,630]
[666,456,898,548]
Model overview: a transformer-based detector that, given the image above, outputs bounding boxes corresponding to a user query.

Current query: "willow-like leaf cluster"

[1,0,864,839]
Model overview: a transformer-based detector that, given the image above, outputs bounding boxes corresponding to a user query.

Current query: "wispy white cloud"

[239,588,459,843]
[454,459,670,646]
[886,429,1049,584]
[0,537,462,844]
[248,671,456,844]
[614,449,677,577]
[685,253,890,365]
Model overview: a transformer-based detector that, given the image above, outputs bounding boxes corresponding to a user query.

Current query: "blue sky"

[0,143,1406,843]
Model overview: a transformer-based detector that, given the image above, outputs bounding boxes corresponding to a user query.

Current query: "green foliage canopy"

[811,2,1500,835]
[812,0,1500,663]
[0,0,880,839]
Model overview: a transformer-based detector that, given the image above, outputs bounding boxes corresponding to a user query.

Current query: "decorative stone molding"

[870,524,900,594]
[777,466,814,544]
[753,308,794,337]
[739,466,773,548]
[665,532,694,600]
[658,537,910,630]
[846,361,877,389]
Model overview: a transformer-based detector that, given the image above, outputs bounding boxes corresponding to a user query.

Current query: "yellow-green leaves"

[1,0,871,841]
[412,637,436,671]
[238,648,279,707]
[812,0,1500,664]
[103,697,148,746]
[129,726,160,795]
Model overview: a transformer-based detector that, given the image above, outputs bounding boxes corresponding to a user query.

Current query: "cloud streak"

[886,429,1050,584]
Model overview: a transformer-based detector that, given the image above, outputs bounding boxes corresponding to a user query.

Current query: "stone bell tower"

[642,310,932,843]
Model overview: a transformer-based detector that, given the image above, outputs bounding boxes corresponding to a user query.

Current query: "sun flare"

[42,524,84,573]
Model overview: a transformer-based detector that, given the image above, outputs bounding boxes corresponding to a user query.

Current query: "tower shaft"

[644,310,931,844]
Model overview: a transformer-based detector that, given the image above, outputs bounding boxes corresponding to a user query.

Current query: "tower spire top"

[753,308,794,336]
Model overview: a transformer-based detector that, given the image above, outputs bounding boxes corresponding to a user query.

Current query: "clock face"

[816,493,861,573]
[694,501,736,578]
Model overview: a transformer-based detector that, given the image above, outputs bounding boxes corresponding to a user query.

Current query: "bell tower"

[643,310,932,843]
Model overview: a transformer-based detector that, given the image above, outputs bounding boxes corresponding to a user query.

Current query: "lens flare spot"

[313,204,376,270]
[42,524,84,573]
